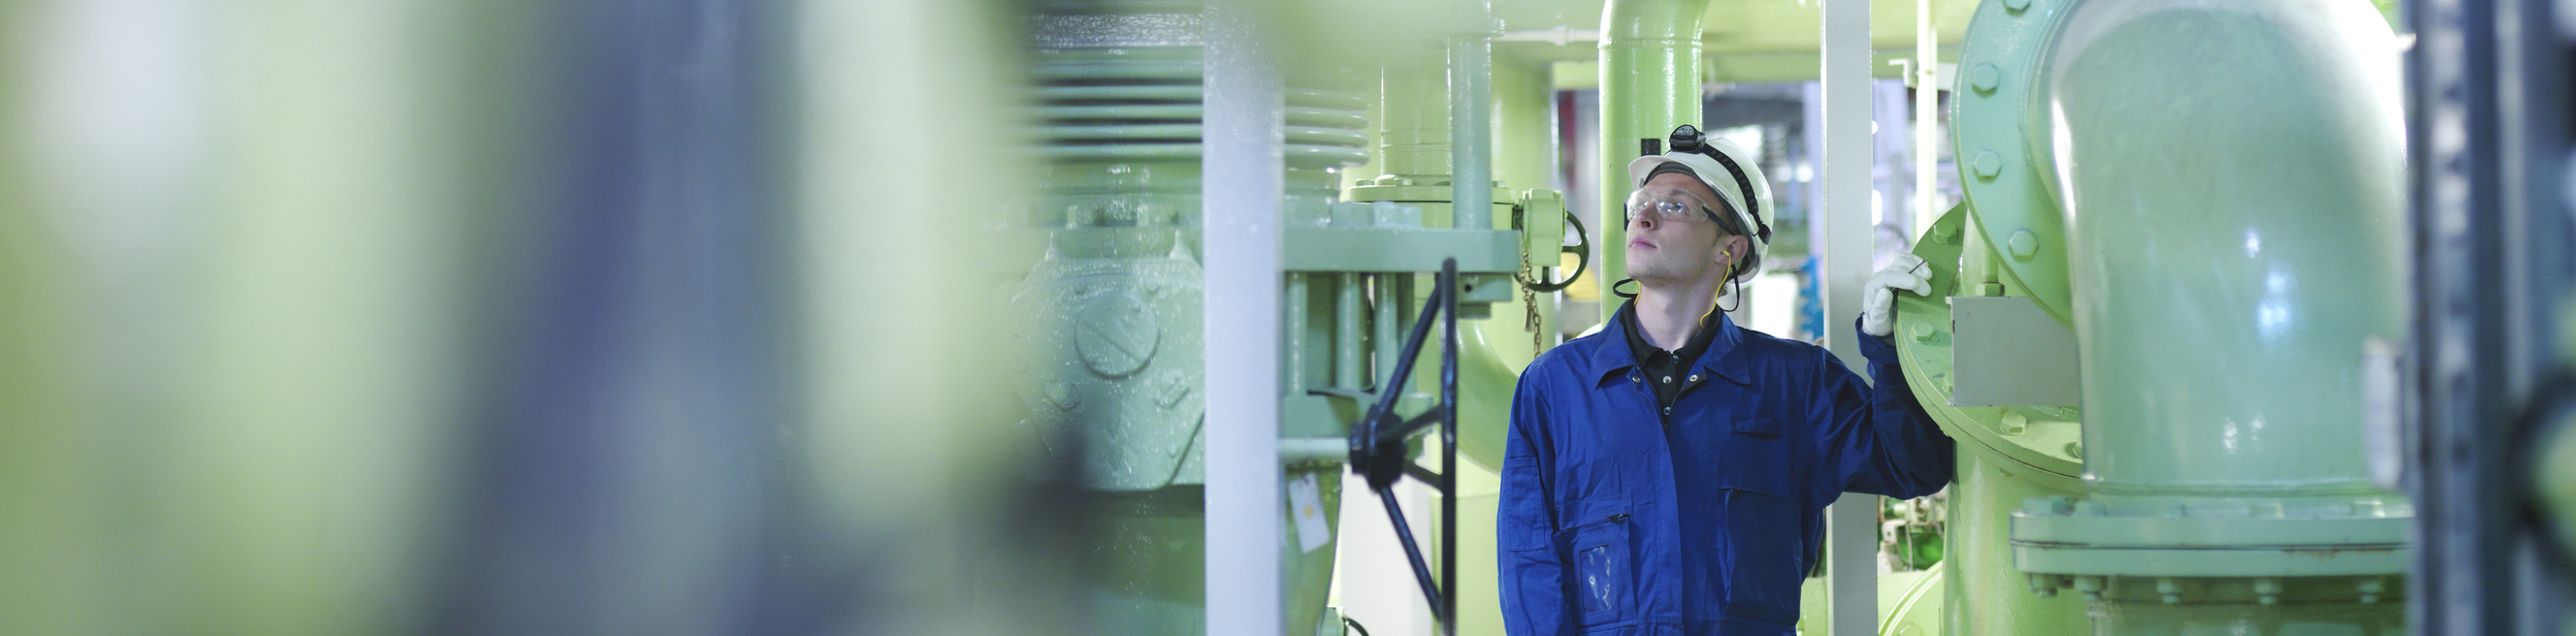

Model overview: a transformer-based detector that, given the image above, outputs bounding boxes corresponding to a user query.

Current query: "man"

[1497,125,1954,636]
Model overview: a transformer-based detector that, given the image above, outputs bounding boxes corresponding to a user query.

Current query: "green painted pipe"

[1595,0,1710,325]
[2051,0,2405,499]
[1451,0,1494,232]
[1943,451,2091,636]
[1379,48,1452,178]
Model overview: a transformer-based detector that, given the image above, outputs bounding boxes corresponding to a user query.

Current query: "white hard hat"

[1626,127,1774,283]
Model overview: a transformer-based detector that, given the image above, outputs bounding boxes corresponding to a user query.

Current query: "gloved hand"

[1861,252,1933,337]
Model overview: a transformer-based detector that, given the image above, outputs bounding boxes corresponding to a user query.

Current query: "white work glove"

[1861,252,1934,337]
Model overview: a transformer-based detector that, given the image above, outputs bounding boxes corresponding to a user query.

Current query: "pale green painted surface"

[1892,205,2085,493]
[1948,0,2078,327]
[2050,0,2405,498]
[1944,452,2093,636]
[2092,601,2402,636]
[1595,0,1710,325]
[1880,564,1946,636]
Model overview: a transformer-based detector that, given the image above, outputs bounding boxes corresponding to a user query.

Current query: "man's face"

[1624,172,1735,286]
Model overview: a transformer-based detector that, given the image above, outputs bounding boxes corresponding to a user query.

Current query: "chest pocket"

[1555,500,1634,626]
[1717,415,1804,627]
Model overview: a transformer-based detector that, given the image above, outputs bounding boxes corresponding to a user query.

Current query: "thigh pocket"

[1559,510,1633,624]
[1722,490,1801,626]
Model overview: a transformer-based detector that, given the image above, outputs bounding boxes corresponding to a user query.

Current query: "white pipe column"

[1915,0,1942,233]
[1203,0,1284,633]
[1819,0,1877,635]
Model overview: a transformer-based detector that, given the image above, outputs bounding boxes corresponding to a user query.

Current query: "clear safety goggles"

[1625,187,1728,226]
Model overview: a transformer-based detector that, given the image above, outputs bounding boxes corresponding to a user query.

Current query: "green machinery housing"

[1019,2,1562,634]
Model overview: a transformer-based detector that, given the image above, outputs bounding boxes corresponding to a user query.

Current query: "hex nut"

[2009,230,2041,260]
[1971,63,2002,93]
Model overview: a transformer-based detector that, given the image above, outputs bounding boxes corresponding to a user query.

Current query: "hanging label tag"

[1287,471,1331,554]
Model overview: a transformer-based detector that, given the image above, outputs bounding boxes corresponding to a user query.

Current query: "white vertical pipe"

[1820,0,1877,634]
[1819,0,1871,372]
[1203,0,1283,633]
[1915,0,1941,233]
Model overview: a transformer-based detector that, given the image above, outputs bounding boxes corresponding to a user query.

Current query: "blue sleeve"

[1499,369,1569,636]
[1811,317,1956,500]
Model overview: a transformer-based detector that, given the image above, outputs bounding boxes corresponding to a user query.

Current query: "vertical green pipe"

[1380,48,1451,178]
[1338,273,1366,390]
[1596,0,1709,324]
[1942,451,2092,636]
[1375,273,1401,393]
[1451,0,1493,231]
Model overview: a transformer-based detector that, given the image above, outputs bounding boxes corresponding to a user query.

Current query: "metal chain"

[1517,247,1541,353]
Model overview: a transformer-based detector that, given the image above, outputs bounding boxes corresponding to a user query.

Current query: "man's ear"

[1713,235,1748,267]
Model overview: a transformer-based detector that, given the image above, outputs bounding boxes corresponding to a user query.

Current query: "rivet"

[2157,577,2182,604]
[2000,412,2028,435]
[1910,323,1937,342]
[1973,150,2003,179]
[1970,63,2002,93]
[2003,0,2031,12]
[2064,441,2083,459]
[2008,230,2040,260]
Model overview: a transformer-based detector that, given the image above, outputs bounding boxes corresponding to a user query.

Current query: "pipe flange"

[2010,493,2412,582]
[1892,205,2084,492]
[2028,573,2399,607]
[1950,0,2077,325]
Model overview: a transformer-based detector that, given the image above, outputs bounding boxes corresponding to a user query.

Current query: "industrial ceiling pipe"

[1594,0,1710,325]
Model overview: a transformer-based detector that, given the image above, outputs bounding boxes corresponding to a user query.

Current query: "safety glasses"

[1625,187,1726,227]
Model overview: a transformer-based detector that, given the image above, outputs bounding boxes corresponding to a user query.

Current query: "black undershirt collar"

[1618,301,1723,419]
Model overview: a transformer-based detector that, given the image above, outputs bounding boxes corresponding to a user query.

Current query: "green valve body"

[1930,0,2416,632]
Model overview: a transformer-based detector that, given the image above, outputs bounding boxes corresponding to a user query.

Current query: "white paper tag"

[1287,471,1331,554]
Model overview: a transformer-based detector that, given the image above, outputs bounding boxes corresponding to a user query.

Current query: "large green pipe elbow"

[1596,0,1709,324]
[2050,0,2405,497]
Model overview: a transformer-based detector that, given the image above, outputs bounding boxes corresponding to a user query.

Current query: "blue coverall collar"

[1588,301,1754,389]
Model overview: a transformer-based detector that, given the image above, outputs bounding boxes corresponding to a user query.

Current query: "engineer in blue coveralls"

[1499,126,1954,636]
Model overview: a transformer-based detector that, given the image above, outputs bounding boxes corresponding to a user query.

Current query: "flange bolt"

[2008,230,2040,260]
[1970,63,2001,93]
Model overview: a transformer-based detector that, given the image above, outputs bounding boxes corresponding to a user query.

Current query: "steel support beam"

[1819,0,1876,634]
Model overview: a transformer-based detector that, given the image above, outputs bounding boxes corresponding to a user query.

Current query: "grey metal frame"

[2407,0,2576,633]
